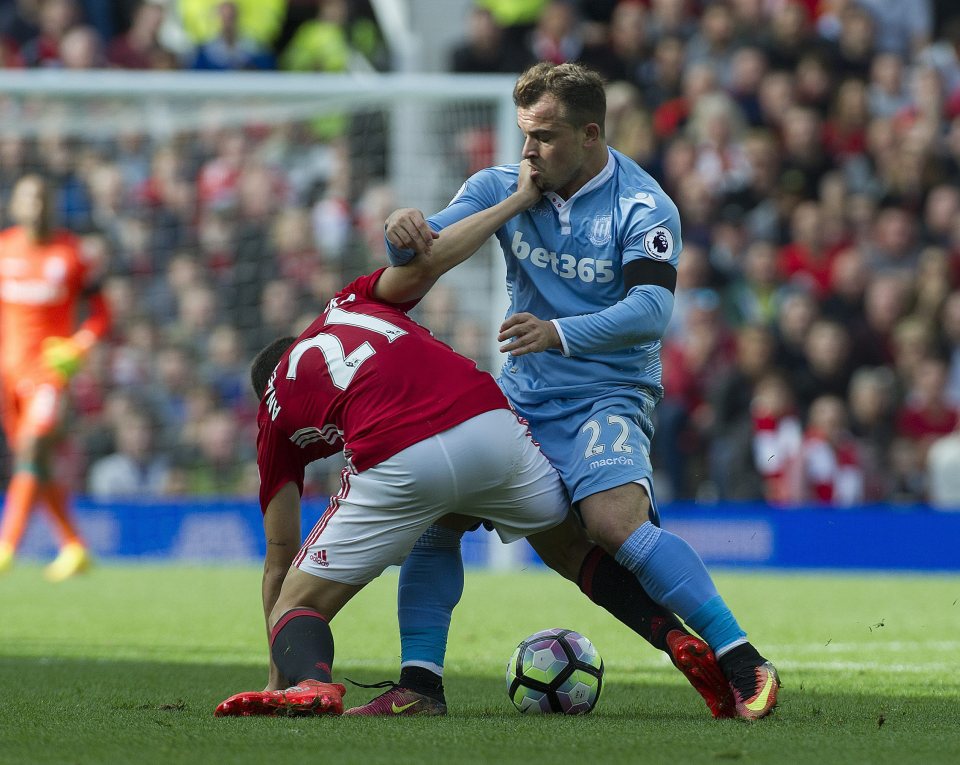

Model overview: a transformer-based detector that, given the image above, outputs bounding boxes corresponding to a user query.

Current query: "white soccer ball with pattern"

[505,628,603,714]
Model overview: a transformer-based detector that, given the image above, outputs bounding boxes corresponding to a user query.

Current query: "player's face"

[9,176,49,230]
[518,96,593,199]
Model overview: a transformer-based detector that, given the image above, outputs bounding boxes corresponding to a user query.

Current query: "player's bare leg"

[41,481,92,582]
[0,431,43,574]
[580,484,779,720]
[216,569,360,717]
[1,423,91,581]
[528,511,735,718]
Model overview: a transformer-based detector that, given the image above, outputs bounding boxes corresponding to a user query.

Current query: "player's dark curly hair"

[513,62,606,134]
[250,336,297,400]
[10,172,58,240]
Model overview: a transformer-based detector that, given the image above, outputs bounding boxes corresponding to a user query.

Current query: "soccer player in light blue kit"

[348,63,779,720]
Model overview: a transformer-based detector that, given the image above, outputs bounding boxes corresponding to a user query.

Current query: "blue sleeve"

[553,285,674,356]
[385,168,510,265]
[619,188,682,269]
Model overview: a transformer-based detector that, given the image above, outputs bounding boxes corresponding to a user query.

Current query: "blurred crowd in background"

[3,0,960,510]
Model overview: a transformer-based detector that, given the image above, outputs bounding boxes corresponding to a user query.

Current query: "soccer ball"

[505,628,603,714]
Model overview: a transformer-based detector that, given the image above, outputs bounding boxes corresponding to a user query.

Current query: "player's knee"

[14,437,41,469]
[583,511,646,555]
[580,487,651,554]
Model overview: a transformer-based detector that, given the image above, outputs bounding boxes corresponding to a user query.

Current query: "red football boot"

[666,630,737,719]
[214,679,346,717]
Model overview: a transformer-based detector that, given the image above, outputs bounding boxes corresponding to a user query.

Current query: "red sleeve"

[341,268,420,313]
[77,291,111,342]
[257,415,308,512]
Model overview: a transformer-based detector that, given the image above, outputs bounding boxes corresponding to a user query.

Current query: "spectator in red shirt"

[18,0,77,67]
[801,395,864,506]
[653,61,717,140]
[823,78,871,159]
[107,0,173,70]
[751,371,803,505]
[527,0,582,66]
[1,34,24,67]
[779,200,843,297]
[896,356,959,449]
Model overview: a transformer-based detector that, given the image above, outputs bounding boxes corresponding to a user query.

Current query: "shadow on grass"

[0,654,705,720]
[2,655,958,765]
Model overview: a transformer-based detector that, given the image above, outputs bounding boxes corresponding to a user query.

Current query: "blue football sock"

[398,524,464,676]
[685,596,748,657]
[614,522,746,653]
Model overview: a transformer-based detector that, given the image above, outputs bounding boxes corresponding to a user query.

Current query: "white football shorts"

[294,408,568,584]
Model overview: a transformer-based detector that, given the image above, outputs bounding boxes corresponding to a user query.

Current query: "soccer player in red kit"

[0,174,110,581]
[215,165,735,719]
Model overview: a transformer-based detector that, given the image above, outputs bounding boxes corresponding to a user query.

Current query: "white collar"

[543,149,615,234]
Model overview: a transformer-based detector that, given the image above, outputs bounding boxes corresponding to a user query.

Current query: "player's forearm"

[262,562,288,626]
[430,191,533,271]
[75,292,111,346]
[553,285,674,356]
[259,484,302,684]
[379,192,534,303]
[262,565,288,690]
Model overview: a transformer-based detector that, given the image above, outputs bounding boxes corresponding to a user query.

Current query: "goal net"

[0,70,518,527]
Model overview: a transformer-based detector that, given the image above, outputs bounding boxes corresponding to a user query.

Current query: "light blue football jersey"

[427,148,681,407]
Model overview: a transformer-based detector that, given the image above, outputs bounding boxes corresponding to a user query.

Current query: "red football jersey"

[0,226,90,380]
[256,269,509,510]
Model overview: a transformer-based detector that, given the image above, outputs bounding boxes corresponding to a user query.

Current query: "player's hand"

[515,159,542,207]
[41,336,87,380]
[384,208,438,256]
[499,313,562,356]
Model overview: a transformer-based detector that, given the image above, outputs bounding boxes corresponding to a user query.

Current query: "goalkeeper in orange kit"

[0,174,111,581]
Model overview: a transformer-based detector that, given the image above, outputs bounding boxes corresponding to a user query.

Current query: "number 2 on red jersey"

[285,306,408,390]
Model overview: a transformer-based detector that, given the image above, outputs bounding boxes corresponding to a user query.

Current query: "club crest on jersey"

[588,214,612,247]
[643,227,674,261]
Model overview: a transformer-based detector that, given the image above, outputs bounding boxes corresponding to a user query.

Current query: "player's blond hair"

[513,62,606,134]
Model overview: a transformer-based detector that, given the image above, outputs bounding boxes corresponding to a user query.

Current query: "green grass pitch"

[1,564,959,765]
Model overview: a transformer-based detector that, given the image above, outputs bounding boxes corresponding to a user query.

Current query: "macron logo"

[589,455,635,470]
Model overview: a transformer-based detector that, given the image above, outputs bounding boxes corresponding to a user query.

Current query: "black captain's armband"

[623,259,677,293]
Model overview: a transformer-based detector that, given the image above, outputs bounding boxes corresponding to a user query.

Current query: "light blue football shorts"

[509,389,661,524]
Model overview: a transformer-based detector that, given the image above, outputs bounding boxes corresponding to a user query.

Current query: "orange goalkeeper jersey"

[0,225,92,382]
